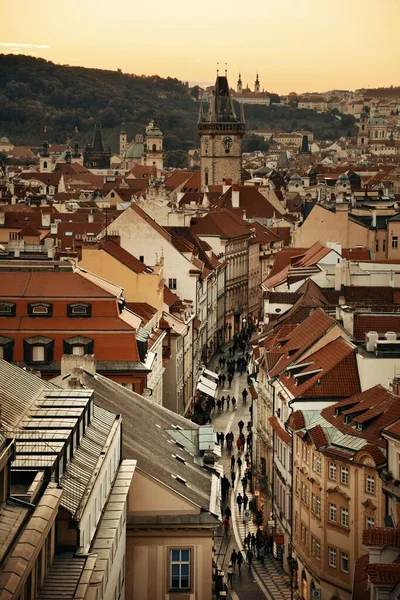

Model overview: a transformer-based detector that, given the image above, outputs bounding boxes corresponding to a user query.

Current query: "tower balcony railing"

[198,122,245,132]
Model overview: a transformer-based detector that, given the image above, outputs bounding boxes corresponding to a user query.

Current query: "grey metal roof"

[53,370,219,516]
[60,404,116,517]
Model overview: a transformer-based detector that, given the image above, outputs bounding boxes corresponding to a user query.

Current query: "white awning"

[202,368,219,382]
[199,375,218,391]
[197,381,218,399]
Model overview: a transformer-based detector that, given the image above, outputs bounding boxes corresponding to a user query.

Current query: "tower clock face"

[223,136,233,149]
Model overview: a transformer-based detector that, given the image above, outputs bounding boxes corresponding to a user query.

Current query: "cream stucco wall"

[79,247,164,314]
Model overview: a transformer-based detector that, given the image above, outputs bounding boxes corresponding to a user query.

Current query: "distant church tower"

[142,120,163,171]
[237,72,243,94]
[83,125,111,169]
[119,120,127,156]
[39,141,52,173]
[358,111,368,146]
[198,72,245,191]
[254,72,260,94]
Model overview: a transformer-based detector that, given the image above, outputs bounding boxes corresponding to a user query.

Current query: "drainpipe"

[285,410,295,600]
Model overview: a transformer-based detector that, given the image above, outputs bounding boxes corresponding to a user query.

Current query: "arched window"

[152,143,157,152]
[205,171,209,186]
[43,161,47,169]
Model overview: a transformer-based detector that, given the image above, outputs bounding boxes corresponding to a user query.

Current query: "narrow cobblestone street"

[208,346,293,600]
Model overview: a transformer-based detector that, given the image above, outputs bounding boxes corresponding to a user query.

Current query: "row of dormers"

[0,302,91,317]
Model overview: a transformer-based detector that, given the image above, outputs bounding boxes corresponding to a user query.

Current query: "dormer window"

[28,303,53,317]
[0,302,16,316]
[63,336,94,355]
[0,336,14,361]
[67,303,91,317]
[23,336,54,364]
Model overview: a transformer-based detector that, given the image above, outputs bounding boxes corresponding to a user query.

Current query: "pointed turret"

[92,125,104,152]
[120,118,126,134]
[207,75,241,123]
[198,102,204,123]
[237,72,243,94]
[255,72,260,93]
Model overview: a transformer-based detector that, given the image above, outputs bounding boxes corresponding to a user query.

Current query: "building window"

[0,302,16,316]
[311,536,321,559]
[375,239,379,252]
[63,336,94,355]
[341,467,349,485]
[170,549,190,591]
[341,552,349,573]
[67,304,91,317]
[24,336,54,365]
[32,345,45,362]
[139,256,144,262]
[28,303,53,317]
[392,236,398,249]
[328,547,337,568]
[168,278,177,290]
[383,239,386,252]
[329,503,337,523]
[329,462,337,481]
[366,516,375,528]
[0,336,14,361]
[366,475,375,494]
[341,507,349,528]
[313,454,322,475]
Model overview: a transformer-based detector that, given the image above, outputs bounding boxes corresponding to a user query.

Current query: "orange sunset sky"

[1,0,399,94]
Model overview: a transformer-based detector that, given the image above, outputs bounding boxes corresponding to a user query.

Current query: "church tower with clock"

[198,73,245,191]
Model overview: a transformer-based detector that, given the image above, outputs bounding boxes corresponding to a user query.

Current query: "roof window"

[28,303,53,317]
[0,302,16,316]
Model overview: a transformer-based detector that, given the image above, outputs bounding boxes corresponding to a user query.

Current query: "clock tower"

[198,73,245,191]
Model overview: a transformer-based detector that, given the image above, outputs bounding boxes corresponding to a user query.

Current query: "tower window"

[43,161,47,169]
[205,171,209,186]
[152,144,157,152]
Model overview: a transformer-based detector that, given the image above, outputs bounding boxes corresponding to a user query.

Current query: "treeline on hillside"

[0,55,357,153]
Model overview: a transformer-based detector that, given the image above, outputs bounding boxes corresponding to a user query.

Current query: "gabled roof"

[191,209,253,239]
[321,385,400,447]
[102,240,151,274]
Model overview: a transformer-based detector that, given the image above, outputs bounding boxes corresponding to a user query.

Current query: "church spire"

[92,124,104,152]
[255,71,260,93]
[198,101,204,123]
[208,74,240,123]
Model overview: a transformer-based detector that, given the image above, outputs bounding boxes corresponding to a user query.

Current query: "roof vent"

[173,454,186,464]
[175,440,185,450]
[365,331,379,352]
[172,475,187,485]
[385,331,397,342]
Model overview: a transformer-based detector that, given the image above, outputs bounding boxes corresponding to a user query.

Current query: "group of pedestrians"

[216,395,237,411]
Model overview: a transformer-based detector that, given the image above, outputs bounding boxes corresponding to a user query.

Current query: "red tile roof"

[342,247,371,260]
[354,314,400,341]
[363,527,400,547]
[321,385,400,447]
[366,563,400,585]
[269,416,291,443]
[126,302,157,323]
[0,271,117,298]
[102,240,151,274]
[191,209,253,240]
[163,285,180,307]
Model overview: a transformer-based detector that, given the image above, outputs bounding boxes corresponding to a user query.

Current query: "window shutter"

[3,339,14,361]
[63,340,71,354]
[85,340,94,354]
[45,340,54,364]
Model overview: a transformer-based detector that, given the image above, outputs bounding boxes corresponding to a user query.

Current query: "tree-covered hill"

[0,55,357,152]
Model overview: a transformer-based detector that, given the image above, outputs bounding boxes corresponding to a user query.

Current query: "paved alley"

[208,346,293,600]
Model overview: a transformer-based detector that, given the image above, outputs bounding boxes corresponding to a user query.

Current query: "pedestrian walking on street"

[221,396,225,410]
[221,374,226,387]
[251,533,256,552]
[223,516,230,535]
[227,561,233,585]
[241,475,247,494]
[243,492,248,511]
[224,505,232,520]
[216,432,221,445]
[244,532,251,548]
[220,432,225,448]
[237,551,243,574]
[238,419,244,434]
[231,470,236,487]
[218,374,222,387]
[226,396,230,410]
[236,456,242,472]
[230,455,236,470]
[246,548,253,569]
[231,396,236,410]
[236,492,243,514]
[228,375,233,388]
[230,549,238,572]
[242,388,248,403]
[217,398,221,411]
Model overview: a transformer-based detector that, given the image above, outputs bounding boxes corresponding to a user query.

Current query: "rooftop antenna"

[225,62,227,76]
[217,62,219,76]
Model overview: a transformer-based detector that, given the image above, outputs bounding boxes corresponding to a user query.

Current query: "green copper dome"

[124,141,145,159]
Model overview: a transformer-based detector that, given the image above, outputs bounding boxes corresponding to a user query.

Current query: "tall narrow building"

[198,74,245,191]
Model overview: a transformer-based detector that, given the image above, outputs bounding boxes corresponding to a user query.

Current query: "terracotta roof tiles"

[366,563,400,585]
[363,527,400,547]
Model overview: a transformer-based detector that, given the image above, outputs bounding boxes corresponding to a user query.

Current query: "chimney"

[232,190,240,208]
[391,376,400,396]
[41,212,51,228]
[61,354,97,377]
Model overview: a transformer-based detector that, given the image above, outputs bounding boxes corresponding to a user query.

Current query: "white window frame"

[314,454,321,475]
[328,547,337,568]
[72,345,85,356]
[170,548,190,591]
[366,474,375,494]
[341,467,349,485]
[340,507,349,528]
[366,516,375,529]
[341,552,349,573]
[168,278,177,290]
[32,345,45,362]
[329,503,337,523]
[329,462,337,481]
